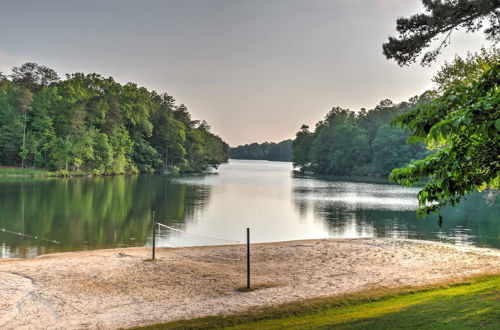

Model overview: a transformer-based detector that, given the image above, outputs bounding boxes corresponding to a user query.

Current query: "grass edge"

[134,272,500,329]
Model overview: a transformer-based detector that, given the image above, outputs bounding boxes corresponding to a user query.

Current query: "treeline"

[0,63,229,175]
[293,97,431,176]
[230,139,293,161]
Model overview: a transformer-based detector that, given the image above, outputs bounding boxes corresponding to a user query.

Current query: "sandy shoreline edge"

[1,238,499,329]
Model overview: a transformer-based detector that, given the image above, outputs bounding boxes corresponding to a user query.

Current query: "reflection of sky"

[0,242,45,259]
[2,159,497,258]
[297,194,418,211]
[159,160,330,246]
[158,160,419,246]
[158,160,498,249]
[292,178,420,211]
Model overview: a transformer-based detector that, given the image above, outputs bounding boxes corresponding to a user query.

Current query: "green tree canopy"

[383,0,500,66]
[383,0,500,218]
[10,62,60,91]
[230,139,293,162]
[0,63,229,175]
[390,61,500,216]
[291,99,428,176]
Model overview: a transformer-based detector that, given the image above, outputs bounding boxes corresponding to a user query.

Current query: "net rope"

[0,228,60,244]
[156,222,240,244]
[156,222,242,262]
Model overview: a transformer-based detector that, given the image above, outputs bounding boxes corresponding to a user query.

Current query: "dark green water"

[0,160,498,258]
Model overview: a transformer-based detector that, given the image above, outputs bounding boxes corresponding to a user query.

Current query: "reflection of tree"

[292,184,499,248]
[148,176,211,223]
[0,174,211,258]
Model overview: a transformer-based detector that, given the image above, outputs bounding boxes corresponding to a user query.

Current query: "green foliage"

[371,125,431,177]
[383,0,500,66]
[230,139,293,162]
[390,62,500,216]
[10,62,60,91]
[184,125,229,172]
[310,122,370,175]
[0,80,28,165]
[292,98,428,176]
[292,125,314,169]
[433,47,500,91]
[0,63,229,174]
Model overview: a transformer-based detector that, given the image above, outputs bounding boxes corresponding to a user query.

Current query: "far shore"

[0,238,499,329]
[0,167,188,178]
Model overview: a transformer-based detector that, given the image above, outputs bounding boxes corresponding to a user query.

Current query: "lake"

[1,159,498,258]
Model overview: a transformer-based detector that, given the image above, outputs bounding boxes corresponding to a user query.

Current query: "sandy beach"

[0,238,499,329]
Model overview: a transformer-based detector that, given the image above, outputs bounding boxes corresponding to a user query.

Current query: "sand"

[0,238,499,329]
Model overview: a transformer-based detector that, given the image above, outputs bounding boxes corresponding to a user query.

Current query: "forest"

[291,96,431,176]
[0,63,229,175]
[292,47,499,188]
[230,96,431,176]
[230,139,292,162]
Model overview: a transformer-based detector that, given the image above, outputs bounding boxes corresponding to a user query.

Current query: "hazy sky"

[0,0,487,145]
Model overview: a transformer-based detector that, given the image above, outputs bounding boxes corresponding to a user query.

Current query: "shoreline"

[2,236,499,261]
[0,170,192,179]
[1,238,499,329]
[0,167,219,179]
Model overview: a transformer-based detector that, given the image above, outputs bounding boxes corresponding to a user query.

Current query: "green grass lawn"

[0,167,53,177]
[140,275,500,330]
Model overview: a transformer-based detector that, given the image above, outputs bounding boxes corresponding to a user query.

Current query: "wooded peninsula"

[0,63,229,176]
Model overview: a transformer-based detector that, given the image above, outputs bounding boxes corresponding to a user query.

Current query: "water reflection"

[0,160,498,258]
[0,175,211,258]
[292,175,499,248]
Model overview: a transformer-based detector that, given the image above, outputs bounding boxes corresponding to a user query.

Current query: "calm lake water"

[1,160,498,258]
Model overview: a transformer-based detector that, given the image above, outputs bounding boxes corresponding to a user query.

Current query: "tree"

[292,125,314,169]
[0,80,24,165]
[383,0,500,66]
[268,140,293,161]
[310,123,371,175]
[91,130,114,174]
[291,97,428,176]
[10,63,60,91]
[372,125,413,176]
[173,104,197,129]
[383,2,500,217]
[202,130,230,168]
[230,139,293,162]
[108,125,133,173]
[433,47,500,91]
[0,64,229,174]
[185,128,206,172]
[16,88,33,168]
[152,110,187,168]
[390,62,500,216]
[184,124,228,172]
[25,87,58,167]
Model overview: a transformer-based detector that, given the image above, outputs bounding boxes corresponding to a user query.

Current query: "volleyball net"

[156,222,241,245]
[153,222,248,264]
[0,227,60,244]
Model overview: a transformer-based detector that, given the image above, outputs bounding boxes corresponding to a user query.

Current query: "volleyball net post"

[152,211,156,260]
[246,227,250,289]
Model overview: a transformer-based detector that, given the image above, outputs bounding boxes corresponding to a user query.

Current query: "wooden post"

[152,211,156,260]
[246,227,250,289]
